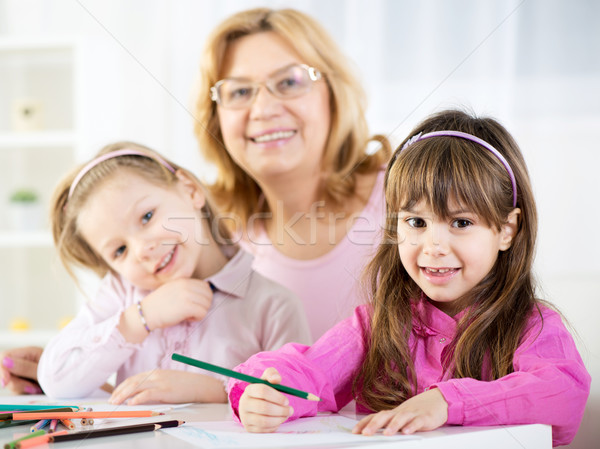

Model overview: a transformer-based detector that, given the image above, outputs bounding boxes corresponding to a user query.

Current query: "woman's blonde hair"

[194,8,390,230]
[50,141,229,280]
[354,109,540,411]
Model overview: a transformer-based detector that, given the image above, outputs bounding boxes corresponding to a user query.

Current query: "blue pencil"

[30,419,50,433]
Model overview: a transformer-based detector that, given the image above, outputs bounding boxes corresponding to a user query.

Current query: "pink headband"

[67,149,177,199]
[399,130,518,208]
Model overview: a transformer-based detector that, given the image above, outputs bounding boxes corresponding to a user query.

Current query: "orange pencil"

[12,411,161,420]
[16,431,68,449]
[60,418,75,429]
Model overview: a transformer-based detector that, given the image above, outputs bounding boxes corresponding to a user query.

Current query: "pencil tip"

[307,394,321,401]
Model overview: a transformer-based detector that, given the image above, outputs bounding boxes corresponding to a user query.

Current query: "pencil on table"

[12,410,162,420]
[171,353,321,401]
[15,420,183,448]
[59,418,75,430]
[0,405,79,412]
[29,419,49,433]
[3,430,46,449]
[0,408,78,421]
[15,431,68,449]
[48,419,58,433]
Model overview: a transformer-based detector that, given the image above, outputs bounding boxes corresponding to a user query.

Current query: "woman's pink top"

[241,169,386,341]
[228,300,591,447]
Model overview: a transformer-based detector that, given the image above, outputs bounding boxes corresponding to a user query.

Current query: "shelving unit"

[0,38,82,350]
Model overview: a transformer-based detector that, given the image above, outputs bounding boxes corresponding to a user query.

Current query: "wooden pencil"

[16,420,183,448]
[59,418,75,430]
[29,419,49,433]
[14,431,68,449]
[0,405,79,412]
[1,408,77,421]
[171,353,321,401]
[11,410,162,421]
[3,430,46,449]
[48,419,58,433]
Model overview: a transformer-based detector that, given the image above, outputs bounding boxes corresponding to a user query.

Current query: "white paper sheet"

[162,415,421,448]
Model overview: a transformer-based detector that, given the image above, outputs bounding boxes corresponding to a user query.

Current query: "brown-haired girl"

[36,142,310,404]
[229,110,590,447]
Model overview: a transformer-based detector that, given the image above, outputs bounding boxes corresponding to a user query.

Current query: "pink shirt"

[242,169,386,340]
[38,250,311,399]
[228,301,591,447]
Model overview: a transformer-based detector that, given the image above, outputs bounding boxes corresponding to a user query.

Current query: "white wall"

[0,1,598,447]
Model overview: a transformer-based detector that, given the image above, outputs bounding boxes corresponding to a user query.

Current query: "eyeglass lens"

[215,64,318,108]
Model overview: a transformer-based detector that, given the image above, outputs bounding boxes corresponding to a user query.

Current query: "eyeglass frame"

[210,63,323,108]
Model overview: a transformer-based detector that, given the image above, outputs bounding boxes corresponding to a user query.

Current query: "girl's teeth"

[427,268,451,273]
[253,130,295,143]
[158,249,173,270]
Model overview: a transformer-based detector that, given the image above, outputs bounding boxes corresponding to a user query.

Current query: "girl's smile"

[397,200,518,314]
[420,266,460,285]
[76,170,224,291]
[155,245,177,274]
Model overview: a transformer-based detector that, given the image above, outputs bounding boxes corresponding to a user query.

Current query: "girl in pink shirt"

[37,141,310,404]
[229,109,591,446]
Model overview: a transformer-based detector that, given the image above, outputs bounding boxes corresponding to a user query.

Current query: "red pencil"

[12,410,162,420]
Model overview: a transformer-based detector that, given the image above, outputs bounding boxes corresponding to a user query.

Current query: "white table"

[0,402,551,448]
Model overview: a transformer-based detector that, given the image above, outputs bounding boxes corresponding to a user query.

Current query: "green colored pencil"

[3,429,46,449]
[171,353,321,401]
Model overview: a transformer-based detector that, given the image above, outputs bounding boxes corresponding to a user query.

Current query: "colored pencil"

[0,420,38,429]
[15,431,68,449]
[16,420,183,448]
[171,353,321,401]
[29,419,49,433]
[11,410,161,420]
[0,405,79,412]
[3,430,46,449]
[48,419,58,433]
[59,418,75,430]
[1,408,77,421]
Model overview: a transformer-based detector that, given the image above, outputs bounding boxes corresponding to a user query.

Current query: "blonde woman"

[195,8,391,340]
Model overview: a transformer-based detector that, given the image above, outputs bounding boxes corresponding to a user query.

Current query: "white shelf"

[0,130,77,149]
[0,230,53,247]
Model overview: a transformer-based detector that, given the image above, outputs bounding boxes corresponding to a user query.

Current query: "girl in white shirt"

[37,141,310,404]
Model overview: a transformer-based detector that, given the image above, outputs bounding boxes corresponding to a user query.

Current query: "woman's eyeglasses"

[210,64,322,109]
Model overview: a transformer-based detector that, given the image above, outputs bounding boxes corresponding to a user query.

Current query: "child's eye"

[452,218,473,228]
[142,211,153,224]
[114,245,126,259]
[406,217,426,228]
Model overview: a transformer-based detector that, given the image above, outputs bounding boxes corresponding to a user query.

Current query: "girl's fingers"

[357,411,395,436]
[127,388,157,406]
[352,414,374,434]
[261,367,282,384]
[245,383,288,407]
[384,412,415,436]
[244,413,290,433]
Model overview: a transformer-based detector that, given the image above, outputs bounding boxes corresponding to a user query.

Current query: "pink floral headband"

[67,149,177,200]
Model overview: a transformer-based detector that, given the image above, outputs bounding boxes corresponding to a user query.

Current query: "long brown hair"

[50,141,230,280]
[194,8,390,231]
[354,109,539,411]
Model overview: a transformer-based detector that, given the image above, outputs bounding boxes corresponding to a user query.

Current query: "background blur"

[0,1,598,447]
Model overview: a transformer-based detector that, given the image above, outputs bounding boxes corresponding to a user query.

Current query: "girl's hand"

[143,279,214,329]
[109,370,226,405]
[0,346,44,394]
[239,368,293,433]
[353,388,448,436]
